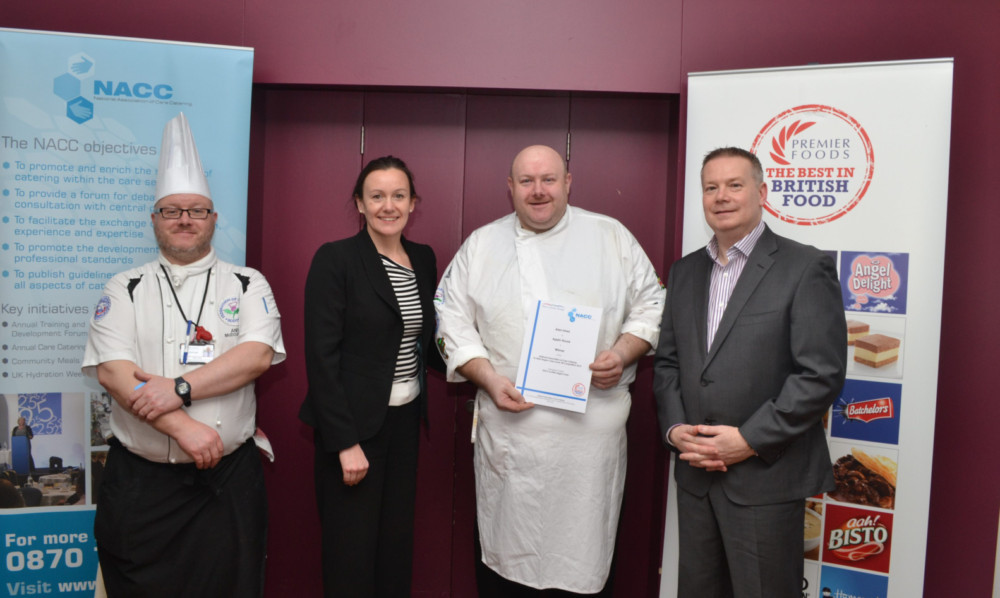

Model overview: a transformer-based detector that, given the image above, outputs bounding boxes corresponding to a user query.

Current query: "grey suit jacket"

[654,225,847,505]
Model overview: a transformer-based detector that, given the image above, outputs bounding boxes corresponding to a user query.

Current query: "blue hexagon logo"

[53,73,81,101]
[55,53,97,123]
[66,97,94,124]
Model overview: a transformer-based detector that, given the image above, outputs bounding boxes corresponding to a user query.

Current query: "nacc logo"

[52,52,177,124]
[94,80,174,100]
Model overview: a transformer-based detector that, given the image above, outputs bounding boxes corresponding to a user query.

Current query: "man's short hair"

[702,147,764,185]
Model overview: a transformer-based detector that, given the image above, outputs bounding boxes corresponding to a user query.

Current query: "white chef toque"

[153,112,212,201]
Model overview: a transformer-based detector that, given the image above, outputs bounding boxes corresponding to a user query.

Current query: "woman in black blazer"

[299,156,440,597]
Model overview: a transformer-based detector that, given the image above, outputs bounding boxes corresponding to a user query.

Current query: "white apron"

[435,206,664,592]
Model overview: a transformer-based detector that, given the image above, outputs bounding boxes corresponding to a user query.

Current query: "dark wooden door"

[361,91,467,597]
[253,89,676,597]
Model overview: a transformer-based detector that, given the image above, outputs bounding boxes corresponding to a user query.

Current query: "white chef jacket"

[434,206,664,592]
[82,249,286,463]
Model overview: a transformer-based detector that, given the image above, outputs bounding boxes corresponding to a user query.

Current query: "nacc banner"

[660,60,952,598]
[0,28,253,596]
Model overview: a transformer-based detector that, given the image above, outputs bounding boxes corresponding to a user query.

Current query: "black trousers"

[314,400,420,598]
[95,437,267,598]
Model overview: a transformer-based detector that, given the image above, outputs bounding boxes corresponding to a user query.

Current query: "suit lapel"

[704,226,778,369]
[356,230,400,316]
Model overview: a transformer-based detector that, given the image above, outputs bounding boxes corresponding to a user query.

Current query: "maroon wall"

[5,0,999,594]
[242,0,683,92]
[1,0,683,93]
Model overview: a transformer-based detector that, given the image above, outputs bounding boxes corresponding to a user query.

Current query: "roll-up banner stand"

[0,28,253,596]
[661,59,953,598]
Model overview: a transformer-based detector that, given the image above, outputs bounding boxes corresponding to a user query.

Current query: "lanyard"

[160,265,213,341]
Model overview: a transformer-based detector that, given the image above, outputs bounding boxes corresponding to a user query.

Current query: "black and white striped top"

[381,255,422,381]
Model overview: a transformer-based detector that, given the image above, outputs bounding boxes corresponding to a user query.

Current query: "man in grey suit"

[654,147,847,598]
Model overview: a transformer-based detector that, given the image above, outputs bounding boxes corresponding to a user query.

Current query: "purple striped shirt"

[705,220,766,351]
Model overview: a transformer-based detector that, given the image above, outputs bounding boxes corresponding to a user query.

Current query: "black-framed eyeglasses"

[156,207,213,219]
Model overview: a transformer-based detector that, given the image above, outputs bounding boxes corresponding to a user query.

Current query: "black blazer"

[299,229,440,453]
[654,225,847,505]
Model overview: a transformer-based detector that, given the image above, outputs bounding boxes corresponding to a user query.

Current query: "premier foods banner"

[660,59,952,598]
[0,28,252,596]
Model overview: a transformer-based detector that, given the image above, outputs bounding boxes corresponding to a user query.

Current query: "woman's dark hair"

[352,156,418,200]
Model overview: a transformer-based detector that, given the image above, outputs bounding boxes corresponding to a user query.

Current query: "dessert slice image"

[853,333,900,368]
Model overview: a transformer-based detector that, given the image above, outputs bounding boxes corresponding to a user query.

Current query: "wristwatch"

[174,376,192,407]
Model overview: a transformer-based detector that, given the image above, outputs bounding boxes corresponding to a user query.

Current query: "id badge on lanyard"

[163,265,216,364]
[181,320,216,364]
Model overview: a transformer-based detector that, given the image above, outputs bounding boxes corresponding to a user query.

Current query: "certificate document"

[514,301,603,413]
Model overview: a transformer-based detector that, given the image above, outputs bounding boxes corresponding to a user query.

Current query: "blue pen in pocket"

[182,320,193,364]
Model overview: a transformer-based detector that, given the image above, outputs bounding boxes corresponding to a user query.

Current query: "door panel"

[362,91,467,597]
[568,95,674,274]
[256,89,364,598]
[461,94,571,236]
[569,95,675,596]
[449,94,573,596]
[252,88,676,597]
[362,91,467,264]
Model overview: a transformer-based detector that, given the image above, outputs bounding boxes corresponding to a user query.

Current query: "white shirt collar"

[706,220,765,262]
[514,205,573,239]
[158,248,217,288]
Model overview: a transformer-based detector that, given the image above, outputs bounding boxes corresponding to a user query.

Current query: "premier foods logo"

[843,398,894,423]
[750,104,874,226]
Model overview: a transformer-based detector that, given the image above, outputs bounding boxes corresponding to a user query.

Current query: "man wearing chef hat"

[82,113,286,597]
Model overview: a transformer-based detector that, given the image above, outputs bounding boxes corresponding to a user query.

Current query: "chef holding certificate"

[434,145,665,597]
[514,300,604,413]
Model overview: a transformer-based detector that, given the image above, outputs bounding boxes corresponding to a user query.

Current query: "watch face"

[177,382,191,394]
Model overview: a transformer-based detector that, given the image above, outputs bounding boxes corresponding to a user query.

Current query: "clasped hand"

[669,424,755,472]
[174,421,224,470]
[127,369,183,421]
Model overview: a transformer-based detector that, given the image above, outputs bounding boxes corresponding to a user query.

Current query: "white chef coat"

[82,249,286,463]
[435,206,664,592]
